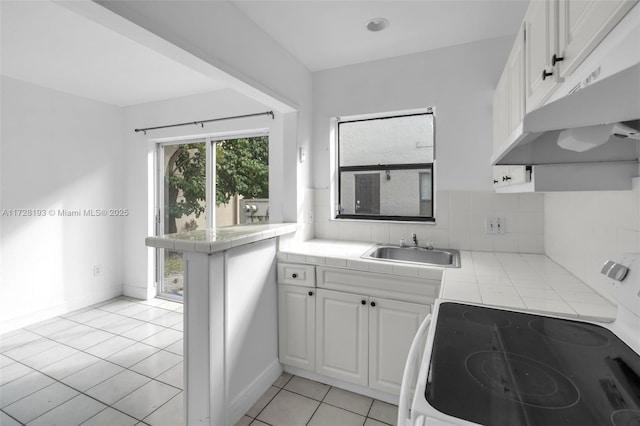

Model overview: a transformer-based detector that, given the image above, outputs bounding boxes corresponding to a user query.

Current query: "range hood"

[493,63,640,166]
[491,2,640,168]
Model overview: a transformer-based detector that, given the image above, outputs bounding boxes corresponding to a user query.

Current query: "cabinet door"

[278,284,315,371]
[315,289,368,386]
[369,298,429,395]
[507,26,526,135]
[525,0,559,112]
[492,71,509,153]
[493,25,524,159]
[557,0,637,79]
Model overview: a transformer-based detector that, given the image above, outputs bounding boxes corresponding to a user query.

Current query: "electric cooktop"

[426,302,640,426]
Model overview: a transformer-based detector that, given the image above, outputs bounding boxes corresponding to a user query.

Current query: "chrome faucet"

[413,232,434,250]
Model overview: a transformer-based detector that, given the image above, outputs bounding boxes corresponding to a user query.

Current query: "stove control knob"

[601,260,629,281]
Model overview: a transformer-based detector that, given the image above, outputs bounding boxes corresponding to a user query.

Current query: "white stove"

[399,253,640,426]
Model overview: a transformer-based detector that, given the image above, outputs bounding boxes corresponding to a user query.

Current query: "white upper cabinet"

[525,0,560,113]
[492,67,510,154]
[507,28,526,135]
[493,26,529,189]
[493,24,525,152]
[557,0,637,79]
[492,0,637,192]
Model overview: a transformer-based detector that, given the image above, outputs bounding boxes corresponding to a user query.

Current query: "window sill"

[334,215,436,224]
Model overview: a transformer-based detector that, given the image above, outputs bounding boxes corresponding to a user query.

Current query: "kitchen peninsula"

[145,223,297,426]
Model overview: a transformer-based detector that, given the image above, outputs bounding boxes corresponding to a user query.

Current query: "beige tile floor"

[1,297,397,426]
[237,373,397,426]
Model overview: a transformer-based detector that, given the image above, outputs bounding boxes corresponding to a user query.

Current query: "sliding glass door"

[155,135,269,299]
[158,140,207,298]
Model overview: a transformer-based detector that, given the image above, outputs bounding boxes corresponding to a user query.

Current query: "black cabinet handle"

[308,291,313,296]
[370,301,376,307]
[291,273,297,278]
[503,176,512,182]
[493,179,498,184]
[552,54,564,66]
[361,300,366,305]
[542,69,553,81]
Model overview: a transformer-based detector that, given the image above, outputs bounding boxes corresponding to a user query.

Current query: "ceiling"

[0,0,529,107]
[0,0,228,107]
[232,0,530,71]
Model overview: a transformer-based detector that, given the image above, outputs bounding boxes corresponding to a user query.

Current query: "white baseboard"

[284,365,399,405]
[123,283,154,300]
[228,360,283,425]
[0,284,122,334]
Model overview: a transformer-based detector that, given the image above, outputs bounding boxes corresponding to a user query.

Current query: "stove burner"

[529,319,611,347]
[463,310,511,328]
[611,409,640,426]
[465,351,580,409]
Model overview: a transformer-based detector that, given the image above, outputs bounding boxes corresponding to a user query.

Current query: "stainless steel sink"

[362,245,461,268]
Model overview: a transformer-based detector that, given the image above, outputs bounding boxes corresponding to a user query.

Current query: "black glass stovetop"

[426,302,640,426]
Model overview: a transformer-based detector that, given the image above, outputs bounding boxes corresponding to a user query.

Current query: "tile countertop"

[145,223,297,254]
[278,239,617,322]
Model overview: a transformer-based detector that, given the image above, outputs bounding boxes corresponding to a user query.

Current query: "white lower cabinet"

[278,262,434,397]
[278,284,315,371]
[368,297,429,395]
[315,288,369,386]
[313,288,430,395]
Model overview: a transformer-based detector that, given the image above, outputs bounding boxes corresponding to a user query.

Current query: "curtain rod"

[134,110,274,135]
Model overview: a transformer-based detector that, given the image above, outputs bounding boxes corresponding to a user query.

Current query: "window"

[336,110,435,221]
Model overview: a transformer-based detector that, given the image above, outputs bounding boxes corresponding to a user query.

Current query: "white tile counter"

[145,223,297,253]
[443,251,616,322]
[278,239,442,281]
[279,239,617,322]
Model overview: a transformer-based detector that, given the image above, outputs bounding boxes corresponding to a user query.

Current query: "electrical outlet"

[93,264,102,277]
[485,217,506,235]
[485,217,497,235]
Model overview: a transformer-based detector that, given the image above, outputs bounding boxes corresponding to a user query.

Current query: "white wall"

[122,89,289,299]
[312,36,512,191]
[545,189,640,302]
[95,0,314,242]
[0,76,124,332]
[310,37,546,252]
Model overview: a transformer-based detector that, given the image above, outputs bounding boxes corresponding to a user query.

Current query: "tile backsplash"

[545,190,640,302]
[313,189,544,254]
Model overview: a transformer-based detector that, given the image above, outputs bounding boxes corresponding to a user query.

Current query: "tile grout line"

[0,408,23,426]
[2,327,181,387]
[136,388,183,425]
[1,299,185,425]
[249,374,291,423]
[3,342,182,425]
[5,298,400,426]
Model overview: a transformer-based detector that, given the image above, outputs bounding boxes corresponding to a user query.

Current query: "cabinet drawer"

[278,263,316,287]
[316,266,440,305]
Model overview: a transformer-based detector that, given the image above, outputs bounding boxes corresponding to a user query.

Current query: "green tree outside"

[164,137,269,234]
